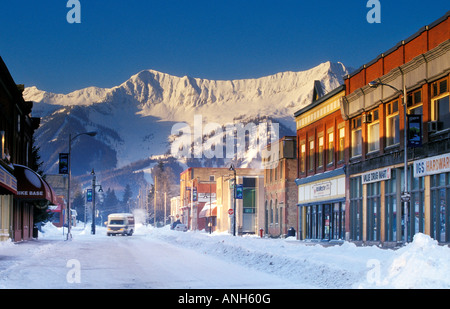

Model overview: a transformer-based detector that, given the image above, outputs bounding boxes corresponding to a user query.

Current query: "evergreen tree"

[29,136,44,177]
[122,184,132,212]
[151,161,177,225]
[102,188,120,216]
[30,136,53,225]
[72,191,86,223]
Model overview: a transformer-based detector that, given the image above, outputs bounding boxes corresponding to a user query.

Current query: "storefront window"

[430,172,450,242]
[306,206,311,239]
[323,204,331,240]
[367,182,381,241]
[350,177,363,241]
[410,169,424,238]
[332,202,345,240]
[317,205,323,239]
[385,169,397,242]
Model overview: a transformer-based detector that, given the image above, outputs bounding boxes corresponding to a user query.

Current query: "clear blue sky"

[0,0,449,94]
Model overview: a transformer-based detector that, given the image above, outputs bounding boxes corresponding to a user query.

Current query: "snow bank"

[30,222,450,289]
[362,233,450,289]
[133,225,450,289]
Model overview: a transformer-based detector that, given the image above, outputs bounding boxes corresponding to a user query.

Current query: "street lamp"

[368,80,409,244]
[67,131,97,240]
[229,164,237,236]
[90,169,103,235]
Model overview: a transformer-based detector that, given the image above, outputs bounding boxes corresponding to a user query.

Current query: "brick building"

[341,11,450,245]
[294,84,347,241]
[263,136,298,238]
[180,167,263,232]
[0,56,56,242]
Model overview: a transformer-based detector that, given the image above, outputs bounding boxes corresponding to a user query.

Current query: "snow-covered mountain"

[24,61,351,195]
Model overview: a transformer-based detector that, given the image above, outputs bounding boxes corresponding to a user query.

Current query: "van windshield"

[109,219,124,225]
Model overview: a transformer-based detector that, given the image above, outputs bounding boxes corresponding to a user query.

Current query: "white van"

[106,213,135,236]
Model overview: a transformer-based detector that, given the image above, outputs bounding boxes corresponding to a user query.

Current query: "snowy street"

[0,226,300,289]
[1,222,450,291]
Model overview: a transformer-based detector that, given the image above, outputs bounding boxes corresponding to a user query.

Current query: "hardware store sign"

[414,153,450,178]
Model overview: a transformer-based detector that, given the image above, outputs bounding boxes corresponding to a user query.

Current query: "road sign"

[236,184,243,199]
[59,153,69,174]
[228,209,234,216]
[86,189,92,202]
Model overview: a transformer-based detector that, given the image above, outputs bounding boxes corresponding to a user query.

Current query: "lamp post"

[90,169,103,235]
[229,164,237,236]
[67,131,97,240]
[368,80,409,244]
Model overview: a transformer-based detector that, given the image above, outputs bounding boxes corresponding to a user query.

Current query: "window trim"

[367,110,380,153]
[351,117,362,158]
[431,93,450,127]
[386,99,400,147]
[300,140,306,174]
[308,136,315,172]
[318,132,324,169]
[338,125,345,163]
[327,128,334,167]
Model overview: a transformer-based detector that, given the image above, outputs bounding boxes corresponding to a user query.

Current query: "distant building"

[216,173,264,235]
[45,175,68,227]
[180,167,262,232]
[263,136,298,238]
[294,84,347,241]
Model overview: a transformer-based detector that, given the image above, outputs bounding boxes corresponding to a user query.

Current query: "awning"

[0,164,17,194]
[13,164,57,205]
[199,202,217,218]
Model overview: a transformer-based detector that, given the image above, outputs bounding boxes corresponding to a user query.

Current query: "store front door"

[323,204,331,241]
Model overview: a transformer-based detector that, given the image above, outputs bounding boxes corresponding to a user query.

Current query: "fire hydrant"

[259,228,264,238]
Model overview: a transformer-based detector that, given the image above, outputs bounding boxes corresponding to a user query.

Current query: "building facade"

[0,56,56,242]
[263,136,298,237]
[180,167,262,230]
[295,84,347,241]
[216,174,264,235]
[342,12,450,245]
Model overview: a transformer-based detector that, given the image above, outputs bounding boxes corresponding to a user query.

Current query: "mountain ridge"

[23,61,352,196]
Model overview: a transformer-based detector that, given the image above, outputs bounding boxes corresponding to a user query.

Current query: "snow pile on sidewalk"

[360,233,450,289]
[132,224,450,289]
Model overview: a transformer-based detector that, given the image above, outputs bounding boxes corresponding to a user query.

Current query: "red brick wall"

[345,14,449,95]
[296,109,345,179]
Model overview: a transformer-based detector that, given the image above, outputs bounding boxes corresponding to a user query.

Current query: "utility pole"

[154,175,157,228]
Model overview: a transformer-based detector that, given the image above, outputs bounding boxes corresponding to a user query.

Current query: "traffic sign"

[228,209,234,216]
[401,192,411,202]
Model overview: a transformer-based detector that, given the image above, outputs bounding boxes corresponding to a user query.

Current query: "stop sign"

[228,209,234,215]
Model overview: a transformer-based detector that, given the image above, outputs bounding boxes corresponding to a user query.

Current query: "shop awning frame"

[199,202,217,218]
[13,164,57,206]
